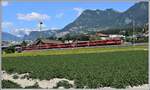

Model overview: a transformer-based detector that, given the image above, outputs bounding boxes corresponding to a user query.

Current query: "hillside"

[59,2,148,36]
[2,32,21,41]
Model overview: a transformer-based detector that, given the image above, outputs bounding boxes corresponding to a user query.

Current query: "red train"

[23,39,123,50]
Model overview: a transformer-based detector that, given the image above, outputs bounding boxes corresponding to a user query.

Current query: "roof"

[96,32,108,37]
[34,39,63,45]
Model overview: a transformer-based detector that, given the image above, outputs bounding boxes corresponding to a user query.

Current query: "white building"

[109,34,125,39]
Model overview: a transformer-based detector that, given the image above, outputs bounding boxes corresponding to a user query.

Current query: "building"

[2,41,10,50]
[109,34,125,39]
[90,32,109,40]
[25,39,64,50]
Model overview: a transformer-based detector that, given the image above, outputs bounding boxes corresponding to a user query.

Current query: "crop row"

[2,50,148,88]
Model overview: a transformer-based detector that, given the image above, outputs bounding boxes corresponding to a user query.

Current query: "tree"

[4,46,15,54]
[21,41,28,47]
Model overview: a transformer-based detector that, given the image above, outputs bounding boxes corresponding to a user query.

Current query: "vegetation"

[21,41,28,47]
[54,80,73,89]
[101,27,147,36]
[2,80,21,88]
[2,45,147,57]
[2,45,148,89]
[126,37,148,43]
[13,75,19,79]
[4,46,15,54]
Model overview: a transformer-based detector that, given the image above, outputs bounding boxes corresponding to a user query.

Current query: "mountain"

[2,32,21,41]
[116,2,148,28]
[23,30,59,40]
[62,9,121,32]
[59,1,148,36]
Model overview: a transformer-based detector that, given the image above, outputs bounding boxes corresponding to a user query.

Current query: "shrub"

[2,80,21,88]
[54,80,73,89]
[13,75,19,79]
[4,46,15,54]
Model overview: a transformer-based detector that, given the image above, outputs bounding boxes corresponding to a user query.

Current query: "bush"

[54,80,73,89]
[13,75,19,79]
[2,80,21,88]
[4,46,15,54]
[126,37,148,43]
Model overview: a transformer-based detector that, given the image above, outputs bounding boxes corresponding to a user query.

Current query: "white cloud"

[56,13,64,18]
[17,12,50,21]
[11,23,50,37]
[73,7,84,16]
[1,22,27,37]
[1,1,9,7]
[2,21,53,37]
[11,28,32,37]
[2,22,13,29]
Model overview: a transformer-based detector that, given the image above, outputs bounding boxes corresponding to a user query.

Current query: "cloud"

[73,7,84,16]
[11,23,50,37]
[1,1,9,7]
[17,12,50,21]
[2,22,13,29]
[1,22,27,37]
[12,28,32,37]
[2,21,52,37]
[56,13,64,18]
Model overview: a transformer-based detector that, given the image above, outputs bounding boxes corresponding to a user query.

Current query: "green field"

[2,45,148,88]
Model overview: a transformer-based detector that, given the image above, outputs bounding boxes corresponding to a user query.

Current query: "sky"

[2,1,136,37]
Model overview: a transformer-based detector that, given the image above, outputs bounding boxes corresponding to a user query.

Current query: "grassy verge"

[2,45,148,57]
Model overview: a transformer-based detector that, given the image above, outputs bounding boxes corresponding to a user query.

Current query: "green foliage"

[2,49,148,89]
[54,80,73,89]
[20,74,30,79]
[21,41,28,47]
[13,75,19,79]
[101,27,146,36]
[2,80,21,88]
[135,37,148,43]
[62,33,90,41]
[126,37,148,43]
[4,46,15,54]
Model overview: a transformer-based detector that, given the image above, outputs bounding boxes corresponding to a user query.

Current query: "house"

[96,32,109,37]
[33,39,63,46]
[90,32,109,40]
[2,41,10,50]
[109,34,125,39]
[64,40,73,44]
[26,39,64,49]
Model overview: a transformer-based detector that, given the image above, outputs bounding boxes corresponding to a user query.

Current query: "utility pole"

[39,21,43,49]
[132,19,135,46]
[40,21,43,39]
